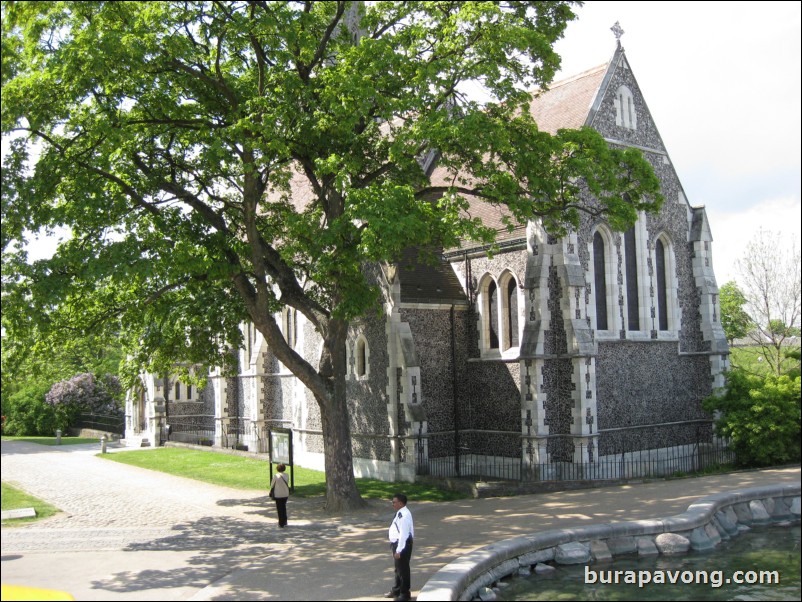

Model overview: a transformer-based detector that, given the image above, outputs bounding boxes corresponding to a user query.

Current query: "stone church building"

[125,40,730,483]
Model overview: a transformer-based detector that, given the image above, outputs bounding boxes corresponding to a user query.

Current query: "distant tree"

[2,1,662,511]
[719,280,752,345]
[736,229,801,376]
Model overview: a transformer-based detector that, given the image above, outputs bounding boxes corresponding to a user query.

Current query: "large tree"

[2,1,662,511]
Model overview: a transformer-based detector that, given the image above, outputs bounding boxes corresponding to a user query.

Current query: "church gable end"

[587,49,667,157]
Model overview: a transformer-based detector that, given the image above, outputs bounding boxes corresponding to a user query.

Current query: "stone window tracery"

[614,85,637,130]
[480,271,521,356]
[653,233,678,334]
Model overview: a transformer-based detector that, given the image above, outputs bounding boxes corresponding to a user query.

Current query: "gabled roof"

[431,55,619,253]
[528,62,609,134]
[397,247,468,305]
[416,63,618,295]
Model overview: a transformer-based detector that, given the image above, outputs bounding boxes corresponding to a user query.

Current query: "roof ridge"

[533,62,609,95]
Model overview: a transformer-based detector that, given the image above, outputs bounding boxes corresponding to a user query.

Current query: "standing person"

[269,463,290,528]
[385,492,414,601]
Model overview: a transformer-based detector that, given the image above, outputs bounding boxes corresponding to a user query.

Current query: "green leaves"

[1,0,660,394]
[704,369,801,467]
[719,281,753,344]
[2,1,671,508]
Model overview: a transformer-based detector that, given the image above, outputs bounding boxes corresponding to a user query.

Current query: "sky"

[551,0,801,285]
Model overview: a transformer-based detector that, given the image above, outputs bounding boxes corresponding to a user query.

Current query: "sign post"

[268,427,294,492]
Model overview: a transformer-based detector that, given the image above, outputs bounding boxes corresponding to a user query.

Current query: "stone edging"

[417,482,801,601]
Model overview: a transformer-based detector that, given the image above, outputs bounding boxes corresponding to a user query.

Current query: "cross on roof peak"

[611,21,625,48]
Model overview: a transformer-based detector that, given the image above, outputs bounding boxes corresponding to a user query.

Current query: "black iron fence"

[168,425,216,446]
[222,421,249,450]
[521,436,733,482]
[423,430,522,480]
[150,414,733,484]
[74,413,125,435]
[420,422,733,482]
[160,419,285,450]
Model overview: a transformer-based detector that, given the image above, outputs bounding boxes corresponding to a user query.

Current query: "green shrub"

[3,382,57,436]
[704,369,801,467]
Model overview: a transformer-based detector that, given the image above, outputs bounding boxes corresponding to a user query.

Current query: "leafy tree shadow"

[90,495,397,599]
[89,513,342,594]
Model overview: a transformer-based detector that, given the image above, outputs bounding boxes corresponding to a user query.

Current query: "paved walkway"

[1,439,799,601]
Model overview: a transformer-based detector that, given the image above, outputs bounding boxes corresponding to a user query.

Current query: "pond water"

[499,524,800,601]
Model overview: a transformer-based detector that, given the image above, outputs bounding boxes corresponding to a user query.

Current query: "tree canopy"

[2,1,662,511]
[718,280,752,345]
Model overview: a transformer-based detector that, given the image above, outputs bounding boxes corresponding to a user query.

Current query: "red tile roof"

[528,63,608,134]
[435,62,611,252]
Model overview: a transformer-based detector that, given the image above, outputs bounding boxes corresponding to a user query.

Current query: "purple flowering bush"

[45,373,123,432]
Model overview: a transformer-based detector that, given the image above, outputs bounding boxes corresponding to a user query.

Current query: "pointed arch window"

[356,338,366,377]
[481,273,520,354]
[354,335,370,378]
[593,231,609,330]
[624,227,640,331]
[652,234,679,334]
[487,280,499,349]
[655,239,669,331]
[506,277,519,348]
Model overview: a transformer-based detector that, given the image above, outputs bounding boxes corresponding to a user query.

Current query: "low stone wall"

[417,483,801,601]
[67,427,120,441]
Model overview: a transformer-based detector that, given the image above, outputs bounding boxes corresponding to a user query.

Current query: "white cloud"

[553,1,801,286]
[707,196,801,285]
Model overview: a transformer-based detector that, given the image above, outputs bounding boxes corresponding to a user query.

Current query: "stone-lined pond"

[498,524,800,601]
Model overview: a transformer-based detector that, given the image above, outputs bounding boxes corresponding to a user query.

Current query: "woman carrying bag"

[269,463,290,528]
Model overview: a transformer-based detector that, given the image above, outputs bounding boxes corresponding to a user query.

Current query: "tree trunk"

[319,319,366,513]
[319,388,366,512]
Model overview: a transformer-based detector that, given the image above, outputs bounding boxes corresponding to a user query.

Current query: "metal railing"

[222,421,249,450]
[419,422,733,482]
[423,430,521,480]
[168,425,216,446]
[74,413,125,435]
[521,436,733,482]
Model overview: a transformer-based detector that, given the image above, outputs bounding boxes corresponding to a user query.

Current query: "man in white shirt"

[385,492,414,601]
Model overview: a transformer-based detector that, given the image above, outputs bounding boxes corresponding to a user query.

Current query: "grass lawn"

[1,435,100,446]
[729,345,801,375]
[1,482,61,525]
[99,447,468,501]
